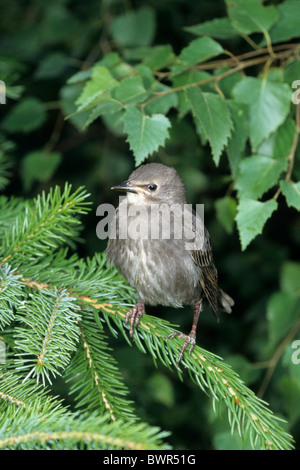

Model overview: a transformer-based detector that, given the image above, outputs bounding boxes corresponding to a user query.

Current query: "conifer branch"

[64,310,136,421]
[0,185,295,450]
[96,301,294,450]
[0,373,168,450]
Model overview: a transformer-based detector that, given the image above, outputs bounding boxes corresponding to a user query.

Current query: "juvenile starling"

[107,163,234,364]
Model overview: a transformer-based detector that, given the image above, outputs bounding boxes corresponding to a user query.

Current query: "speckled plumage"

[106,163,234,363]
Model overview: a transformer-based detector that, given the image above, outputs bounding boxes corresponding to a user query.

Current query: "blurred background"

[0,0,299,450]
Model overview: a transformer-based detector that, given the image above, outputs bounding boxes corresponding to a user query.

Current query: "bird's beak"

[111,180,145,194]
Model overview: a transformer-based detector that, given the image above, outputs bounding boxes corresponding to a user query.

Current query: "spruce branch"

[0,153,12,190]
[0,412,170,450]
[11,256,294,449]
[64,309,136,421]
[95,301,294,450]
[0,183,90,268]
[0,372,168,450]
[14,289,81,385]
[0,184,295,449]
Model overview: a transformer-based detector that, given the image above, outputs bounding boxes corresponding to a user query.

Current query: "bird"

[106,163,234,365]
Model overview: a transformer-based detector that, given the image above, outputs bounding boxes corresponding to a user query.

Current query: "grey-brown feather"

[106,163,234,318]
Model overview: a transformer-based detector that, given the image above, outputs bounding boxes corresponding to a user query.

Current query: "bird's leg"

[125,300,145,338]
[166,300,202,365]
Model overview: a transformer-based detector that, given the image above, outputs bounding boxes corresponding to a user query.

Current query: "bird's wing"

[190,219,219,321]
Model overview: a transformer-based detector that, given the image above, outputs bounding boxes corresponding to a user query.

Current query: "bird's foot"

[166,331,196,366]
[125,301,145,338]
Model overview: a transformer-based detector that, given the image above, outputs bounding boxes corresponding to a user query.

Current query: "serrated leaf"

[2,98,46,133]
[278,377,300,425]
[236,199,278,250]
[280,180,300,211]
[67,69,92,85]
[284,61,300,88]
[268,0,300,44]
[142,45,175,70]
[225,0,278,35]
[60,83,90,131]
[172,70,211,117]
[109,7,155,47]
[184,17,239,39]
[226,101,248,178]
[257,118,296,160]
[123,106,171,165]
[145,83,178,115]
[233,77,291,151]
[186,87,233,165]
[83,101,123,129]
[75,66,119,112]
[112,76,147,105]
[267,291,300,348]
[281,261,300,295]
[215,196,237,234]
[35,52,66,79]
[21,151,62,191]
[236,155,288,199]
[171,36,224,76]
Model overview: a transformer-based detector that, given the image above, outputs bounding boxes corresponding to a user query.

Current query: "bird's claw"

[125,301,145,338]
[166,331,196,366]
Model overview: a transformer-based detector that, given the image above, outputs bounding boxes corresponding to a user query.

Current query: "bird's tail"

[218,289,234,314]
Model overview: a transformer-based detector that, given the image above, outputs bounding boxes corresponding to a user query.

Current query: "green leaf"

[216,67,244,98]
[35,52,67,79]
[123,106,171,165]
[226,101,248,178]
[172,70,211,117]
[109,7,155,47]
[145,84,178,115]
[124,45,175,71]
[60,83,90,131]
[225,0,278,35]
[2,98,46,133]
[257,118,296,160]
[171,36,224,76]
[280,180,300,211]
[267,291,300,348]
[186,87,233,165]
[21,151,62,191]
[184,17,239,39]
[75,66,119,112]
[279,377,300,426]
[232,77,291,151]
[83,101,123,129]
[147,372,175,407]
[284,60,300,88]
[281,261,300,295]
[67,69,92,85]
[215,197,237,234]
[235,155,288,200]
[142,45,175,71]
[268,0,300,44]
[112,76,147,105]
[236,199,278,250]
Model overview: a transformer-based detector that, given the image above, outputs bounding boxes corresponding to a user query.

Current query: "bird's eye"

[148,183,157,191]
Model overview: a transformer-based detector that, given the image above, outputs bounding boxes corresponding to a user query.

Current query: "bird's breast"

[107,236,201,307]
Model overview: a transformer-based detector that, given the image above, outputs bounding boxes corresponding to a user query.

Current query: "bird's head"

[111,163,187,205]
